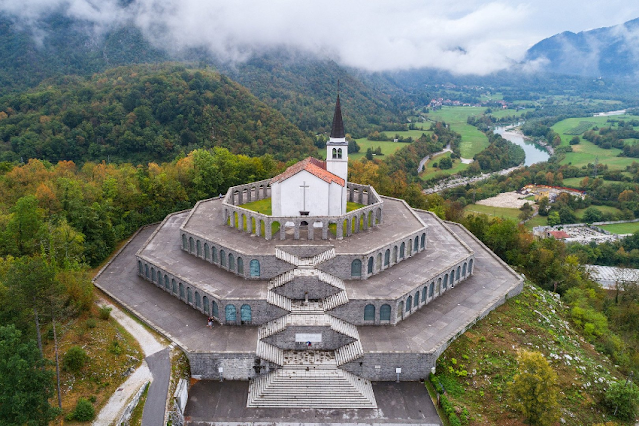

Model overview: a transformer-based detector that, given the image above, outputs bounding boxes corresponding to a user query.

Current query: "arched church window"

[406,296,412,311]
[377,253,382,271]
[421,233,426,249]
[429,282,434,297]
[337,148,343,159]
[380,304,391,321]
[332,148,337,159]
[400,242,405,259]
[457,266,461,281]
[240,304,252,324]
[237,257,244,274]
[212,246,217,263]
[145,264,149,278]
[220,250,226,266]
[414,292,419,307]
[195,291,201,309]
[250,260,260,277]
[196,240,201,257]
[351,259,362,277]
[225,305,236,323]
[189,237,194,253]
[364,304,375,321]
[367,257,374,274]
[172,279,177,294]
[203,296,209,314]
[393,246,398,263]
[204,243,209,260]
[212,301,219,318]
[138,260,142,274]
[164,275,169,290]
[414,238,419,252]
[422,287,427,302]
[179,282,185,299]
[229,253,235,270]
[469,259,474,274]
[463,262,467,277]
[151,268,155,282]
[384,249,390,267]
[182,234,187,250]
[443,274,448,289]
[187,287,193,304]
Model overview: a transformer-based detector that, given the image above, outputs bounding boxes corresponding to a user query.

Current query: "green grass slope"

[429,282,628,425]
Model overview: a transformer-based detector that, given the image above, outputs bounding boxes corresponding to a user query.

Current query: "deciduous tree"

[510,350,559,426]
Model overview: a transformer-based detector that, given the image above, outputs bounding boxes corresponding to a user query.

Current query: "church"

[94,93,523,409]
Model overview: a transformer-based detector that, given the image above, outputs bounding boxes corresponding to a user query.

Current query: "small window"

[351,259,362,277]
[187,287,193,304]
[422,287,426,302]
[240,304,252,324]
[204,243,210,260]
[151,268,155,282]
[196,240,201,257]
[225,304,236,322]
[421,233,426,249]
[367,257,374,274]
[179,283,185,299]
[429,282,434,297]
[203,296,209,314]
[380,304,391,321]
[400,242,405,259]
[189,237,194,253]
[182,234,187,250]
[144,264,149,278]
[164,275,169,290]
[406,296,412,311]
[364,304,375,321]
[384,249,390,267]
[457,266,461,281]
[414,292,419,307]
[250,259,260,277]
[138,260,142,274]
[414,238,419,252]
[220,250,226,266]
[463,262,467,277]
[229,253,235,270]
[212,301,219,318]
[212,246,217,263]
[237,257,244,274]
[393,246,398,263]
[469,259,474,274]
[443,274,448,289]
[337,148,343,159]
[332,148,337,159]
[377,253,382,271]
[172,279,177,294]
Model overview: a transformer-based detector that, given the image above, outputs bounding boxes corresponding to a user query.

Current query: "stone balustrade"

[221,180,384,241]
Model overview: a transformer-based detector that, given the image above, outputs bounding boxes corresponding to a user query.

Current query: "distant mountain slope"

[0,14,406,135]
[0,65,316,164]
[525,18,639,78]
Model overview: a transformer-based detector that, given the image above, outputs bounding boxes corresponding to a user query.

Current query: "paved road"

[417,144,451,173]
[142,348,171,426]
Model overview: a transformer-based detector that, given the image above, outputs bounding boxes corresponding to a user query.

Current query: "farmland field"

[420,152,468,180]
[426,107,490,158]
[599,222,639,234]
[349,129,433,161]
[464,204,521,221]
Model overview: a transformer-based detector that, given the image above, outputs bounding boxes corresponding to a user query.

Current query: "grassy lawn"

[464,204,521,222]
[524,215,547,229]
[350,129,433,161]
[552,114,639,170]
[574,205,622,220]
[562,177,587,188]
[420,152,468,180]
[426,107,490,158]
[489,108,531,119]
[599,221,639,234]
[240,197,271,215]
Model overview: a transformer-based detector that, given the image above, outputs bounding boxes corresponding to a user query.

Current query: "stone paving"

[184,380,441,425]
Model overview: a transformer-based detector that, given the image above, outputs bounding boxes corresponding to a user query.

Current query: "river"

[494,126,550,166]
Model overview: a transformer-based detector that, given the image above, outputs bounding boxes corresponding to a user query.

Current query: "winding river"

[494,126,550,166]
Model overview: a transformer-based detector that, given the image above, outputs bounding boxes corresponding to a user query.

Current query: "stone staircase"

[253,247,374,409]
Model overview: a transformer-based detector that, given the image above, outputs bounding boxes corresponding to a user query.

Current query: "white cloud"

[2,0,639,75]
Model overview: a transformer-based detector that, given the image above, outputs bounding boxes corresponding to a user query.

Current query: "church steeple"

[330,94,345,139]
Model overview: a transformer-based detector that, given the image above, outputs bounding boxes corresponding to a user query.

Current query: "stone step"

[275,247,336,267]
[258,315,288,339]
[287,313,327,327]
[326,315,360,340]
[308,248,336,265]
[275,248,301,266]
[267,291,292,311]
[334,340,364,366]
[282,350,336,368]
[256,341,284,366]
[267,270,295,290]
[247,367,376,409]
[290,300,324,314]
[323,290,349,311]
[315,270,346,290]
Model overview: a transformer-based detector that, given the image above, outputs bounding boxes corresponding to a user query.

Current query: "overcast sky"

[2,0,639,75]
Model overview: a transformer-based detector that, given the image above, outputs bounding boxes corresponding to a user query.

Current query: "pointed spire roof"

[330,94,345,139]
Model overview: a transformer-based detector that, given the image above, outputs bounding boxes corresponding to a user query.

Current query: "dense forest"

[0,65,317,164]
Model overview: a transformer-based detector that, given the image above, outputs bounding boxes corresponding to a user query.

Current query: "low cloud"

[2,0,639,75]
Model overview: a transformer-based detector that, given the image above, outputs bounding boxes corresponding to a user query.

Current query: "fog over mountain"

[525,18,639,78]
[2,0,639,76]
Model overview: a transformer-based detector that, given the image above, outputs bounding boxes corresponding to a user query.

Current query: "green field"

[489,108,531,119]
[425,107,490,158]
[552,114,639,170]
[574,205,623,220]
[420,152,468,180]
[524,215,548,229]
[562,177,587,188]
[599,222,639,234]
[464,204,521,221]
[349,129,433,161]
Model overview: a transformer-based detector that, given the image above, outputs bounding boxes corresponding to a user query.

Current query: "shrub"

[604,381,639,421]
[98,306,112,320]
[109,339,122,355]
[63,346,88,372]
[86,318,97,329]
[72,398,95,421]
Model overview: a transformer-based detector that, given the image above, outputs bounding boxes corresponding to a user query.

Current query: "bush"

[86,318,97,329]
[604,381,639,421]
[72,398,95,421]
[98,306,112,320]
[63,346,88,372]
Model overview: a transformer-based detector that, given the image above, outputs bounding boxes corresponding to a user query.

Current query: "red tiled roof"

[549,230,570,239]
[271,157,345,186]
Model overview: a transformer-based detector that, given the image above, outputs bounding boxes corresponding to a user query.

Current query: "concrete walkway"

[92,299,170,426]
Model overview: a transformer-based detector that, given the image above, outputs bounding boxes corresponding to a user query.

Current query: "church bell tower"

[326,93,348,183]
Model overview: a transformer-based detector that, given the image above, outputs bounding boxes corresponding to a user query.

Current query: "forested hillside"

[0,65,316,164]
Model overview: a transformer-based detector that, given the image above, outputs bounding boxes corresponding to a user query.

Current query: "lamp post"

[218,367,224,382]
[396,367,401,383]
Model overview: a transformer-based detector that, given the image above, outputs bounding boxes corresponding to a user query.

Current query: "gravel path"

[93,299,169,426]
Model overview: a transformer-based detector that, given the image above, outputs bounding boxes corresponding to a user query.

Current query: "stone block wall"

[273,277,340,300]
[340,352,436,381]
[262,325,355,350]
[187,352,277,380]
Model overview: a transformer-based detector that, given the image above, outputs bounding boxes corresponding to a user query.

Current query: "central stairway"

[249,247,376,409]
